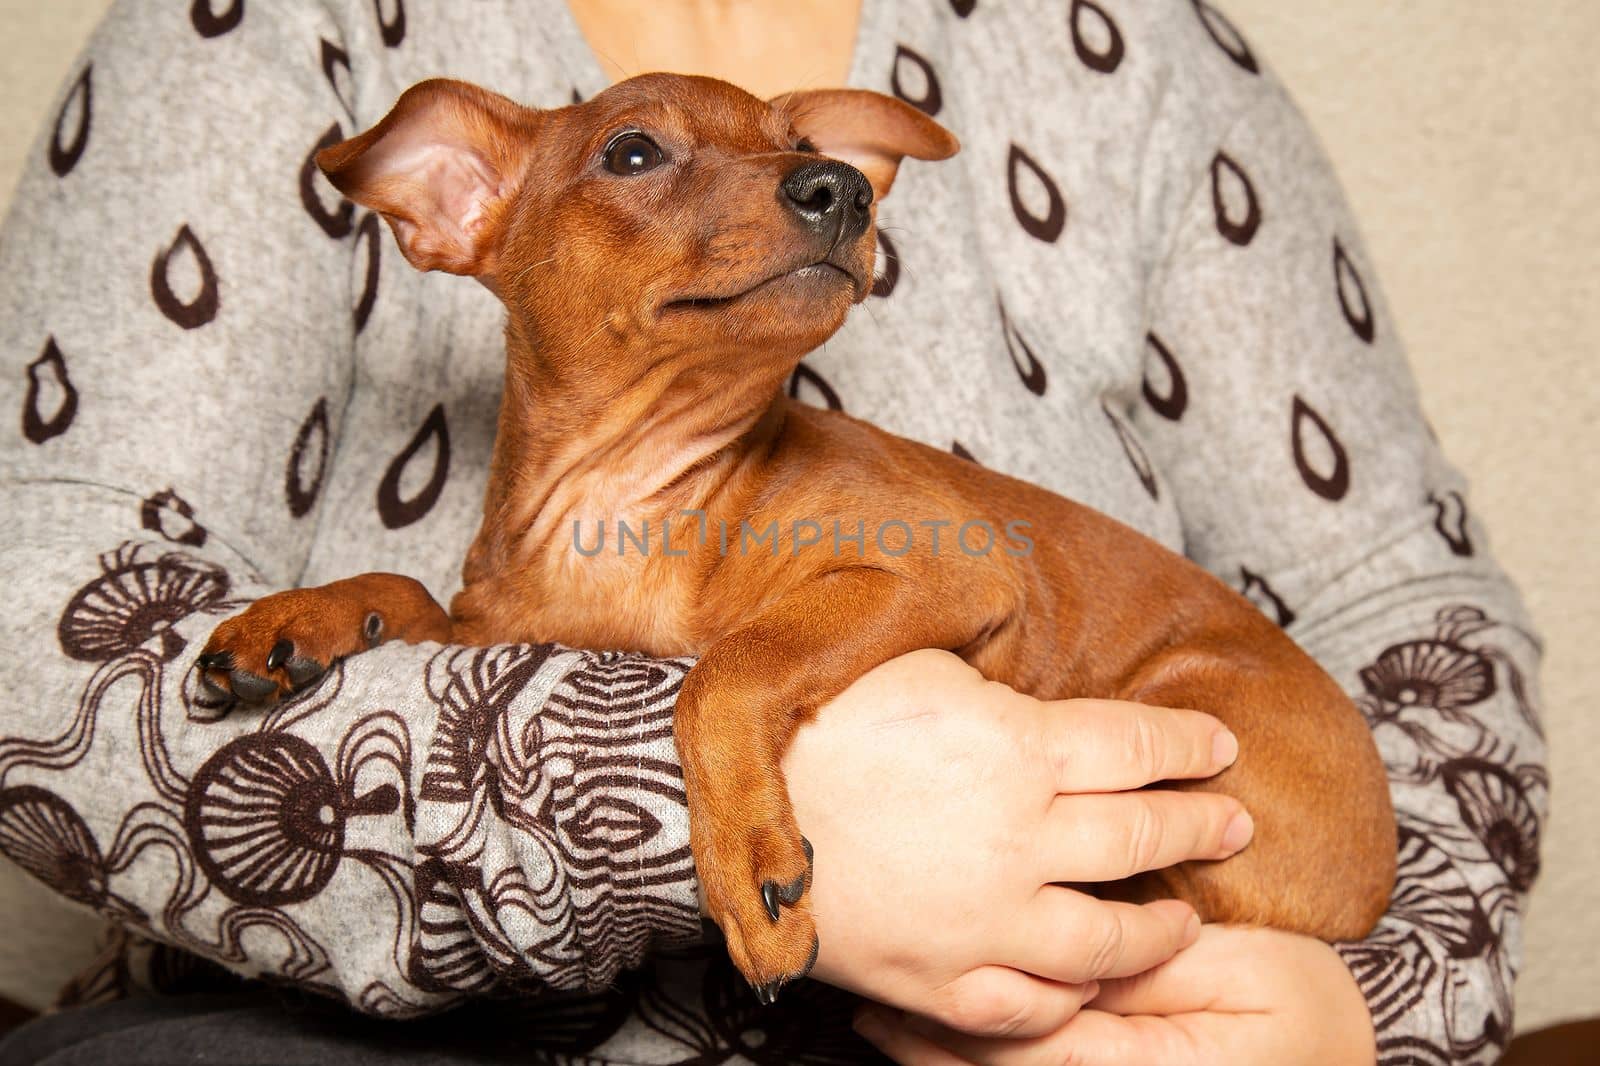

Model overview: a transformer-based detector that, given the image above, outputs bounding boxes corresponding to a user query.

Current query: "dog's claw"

[197,650,234,673]
[228,669,276,702]
[759,840,811,920]
[745,934,817,1007]
[265,639,294,671]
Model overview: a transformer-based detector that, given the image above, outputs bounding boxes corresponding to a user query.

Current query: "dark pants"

[0,993,568,1066]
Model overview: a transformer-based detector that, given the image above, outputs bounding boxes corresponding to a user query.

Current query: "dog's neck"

[472,313,802,575]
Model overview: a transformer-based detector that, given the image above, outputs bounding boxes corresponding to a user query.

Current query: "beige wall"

[2,0,1596,1031]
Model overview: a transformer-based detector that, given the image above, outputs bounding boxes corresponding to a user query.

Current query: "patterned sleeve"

[0,1,698,1012]
[1127,20,1546,1064]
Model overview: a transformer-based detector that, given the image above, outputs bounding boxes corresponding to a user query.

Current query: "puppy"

[198,73,1396,1001]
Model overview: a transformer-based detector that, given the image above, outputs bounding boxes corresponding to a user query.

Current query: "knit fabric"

[0,1,1544,1063]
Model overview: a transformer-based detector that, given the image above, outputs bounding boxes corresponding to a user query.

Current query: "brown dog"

[197,74,1396,1001]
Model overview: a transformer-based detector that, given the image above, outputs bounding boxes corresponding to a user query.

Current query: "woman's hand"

[779,649,1253,1038]
[852,924,1376,1065]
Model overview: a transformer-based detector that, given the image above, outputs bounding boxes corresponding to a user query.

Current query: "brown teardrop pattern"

[1333,237,1376,344]
[190,0,244,38]
[1141,333,1187,421]
[22,337,79,444]
[787,363,843,411]
[1070,0,1125,74]
[151,225,220,330]
[997,295,1047,396]
[352,212,382,333]
[1291,394,1350,502]
[1007,144,1066,243]
[286,398,330,519]
[374,0,405,48]
[951,441,978,463]
[320,38,353,116]
[1239,566,1296,627]
[1429,490,1473,557]
[301,124,353,239]
[49,64,92,178]
[1191,0,1259,74]
[1103,404,1158,500]
[141,488,208,548]
[950,0,976,16]
[1210,151,1260,246]
[871,229,899,298]
[377,404,450,529]
[890,44,942,117]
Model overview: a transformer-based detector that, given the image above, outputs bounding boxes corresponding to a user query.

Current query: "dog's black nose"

[781,160,873,243]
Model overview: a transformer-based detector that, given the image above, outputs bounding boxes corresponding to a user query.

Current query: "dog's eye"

[604,132,665,175]
[795,138,817,153]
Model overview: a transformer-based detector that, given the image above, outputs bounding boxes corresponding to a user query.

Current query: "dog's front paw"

[699,820,818,1004]
[194,589,387,711]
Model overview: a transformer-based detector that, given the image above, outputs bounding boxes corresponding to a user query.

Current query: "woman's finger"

[854,1007,973,1065]
[1087,923,1245,1017]
[1005,890,1199,984]
[1036,789,1252,882]
[1019,1009,1218,1066]
[865,1008,1209,1066]
[1090,925,1347,1021]
[1044,699,1237,792]
[914,965,1101,1040]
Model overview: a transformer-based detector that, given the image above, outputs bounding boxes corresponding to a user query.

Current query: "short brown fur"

[200,74,1396,997]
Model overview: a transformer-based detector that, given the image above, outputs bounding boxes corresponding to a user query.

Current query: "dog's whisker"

[575,311,618,350]
[509,255,560,288]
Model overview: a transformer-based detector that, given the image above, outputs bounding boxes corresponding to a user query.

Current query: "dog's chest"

[521,523,708,657]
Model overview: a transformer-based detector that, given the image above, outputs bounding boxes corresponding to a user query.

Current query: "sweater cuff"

[413,644,702,993]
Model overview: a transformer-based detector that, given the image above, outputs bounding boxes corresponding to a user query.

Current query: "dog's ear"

[772,89,958,201]
[316,79,538,277]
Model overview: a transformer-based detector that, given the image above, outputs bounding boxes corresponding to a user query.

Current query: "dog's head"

[317,73,956,371]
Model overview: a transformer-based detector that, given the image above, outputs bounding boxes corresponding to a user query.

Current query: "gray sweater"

[0,1,1545,1063]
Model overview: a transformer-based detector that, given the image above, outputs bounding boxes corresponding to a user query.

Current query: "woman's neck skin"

[565,0,863,99]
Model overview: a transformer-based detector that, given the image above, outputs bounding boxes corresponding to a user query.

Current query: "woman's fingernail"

[1083,980,1101,1002]
[1212,729,1239,768]
[1222,810,1254,853]
[1182,911,1201,945]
